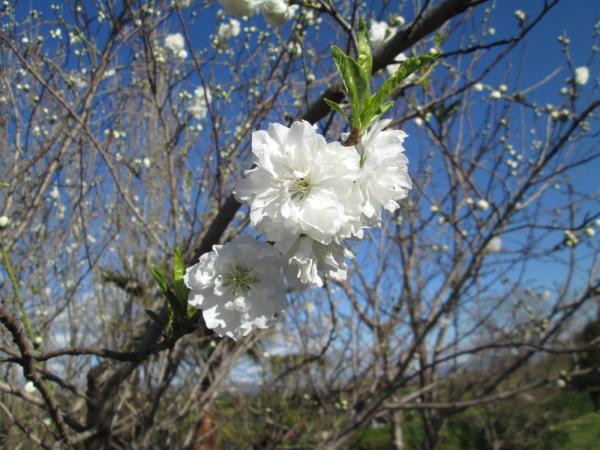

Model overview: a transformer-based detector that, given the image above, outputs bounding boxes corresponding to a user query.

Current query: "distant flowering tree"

[0,1,599,449]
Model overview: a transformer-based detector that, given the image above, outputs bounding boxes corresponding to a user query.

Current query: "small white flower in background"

[50,28,62,39]
[475,199,490,211]
[490,90,502,99]
[184,235,287,340]
[488,27,496,35]
[0,215,10,228]
[514,9,526,22]
[188,86,212,120]
[259,0,298,26]
[164,33,187,59]
[473,82,484,91]
[143,158,151,169]
[219,0,257,17]
[235,120,363,247]
[24,381,36,394]
[574,66,589,86]
[103,68,116,79]
[414,117,424,127]
[286,41,302,58]
[484,236,502,253]
[216,19,241,46]
[584,227,596,237]
[34,336,44,345]
[49,185,60,200]
[355,119,412,223]
[393,16,405,27]
[499,84,508,92]
[564,229,578,246]
[368,20,395,51]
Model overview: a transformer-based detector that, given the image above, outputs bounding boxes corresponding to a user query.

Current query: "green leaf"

[145,309,162,327]
[357,18,372,81]
[173,248,185,283]
[367,54,437,120]
[366,100,394,128]
[173,248,188,304]
[323,98,348,120]
[151,267,169,295]
[187,304,200,320]
[166,289,187,318]
[331,45,369,128]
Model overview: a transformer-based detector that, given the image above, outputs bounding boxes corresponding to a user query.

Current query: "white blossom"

[574,66,589,86]
[259,0,298,26]
[0,216,10,228]
[24,381,36,394]
[282,234,351,287]
[184,235,287,340]
[188,86,212,121]
[368,20,395,51]
[49,185,60,200]
[164,33,187,59]
[484,236,502,253]
[564,229,578,246]
[475,199,490,211]
[394,16,405,27]
[235,120,363,247]
[355,119,412,223]
[219,0,257,17]
[514,9,526,21]
[216,19,241,46]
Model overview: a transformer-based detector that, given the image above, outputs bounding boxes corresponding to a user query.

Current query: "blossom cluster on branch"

[219,0,297,26]
[182,19,433,340]
[184,118,411,339]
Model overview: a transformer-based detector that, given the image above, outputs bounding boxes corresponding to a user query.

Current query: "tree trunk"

[391,409,406,450]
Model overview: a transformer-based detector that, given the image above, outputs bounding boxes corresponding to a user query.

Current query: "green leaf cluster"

[146,248,198,336]
[325,19,438,141]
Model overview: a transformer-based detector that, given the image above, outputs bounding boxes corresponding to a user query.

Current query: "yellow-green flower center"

[289,177,311,200]
[223,265,258,295]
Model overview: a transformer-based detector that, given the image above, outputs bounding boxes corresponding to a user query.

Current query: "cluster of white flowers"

[187,86,212,121]
[236,119,411,286]
[164,33,188,59]
[185,119,411,339]
[218,0,297,26]
[215,18,241,46]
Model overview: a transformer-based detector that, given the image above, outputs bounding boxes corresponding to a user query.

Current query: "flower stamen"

[223,265,258,295]
[289,177,311,200]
